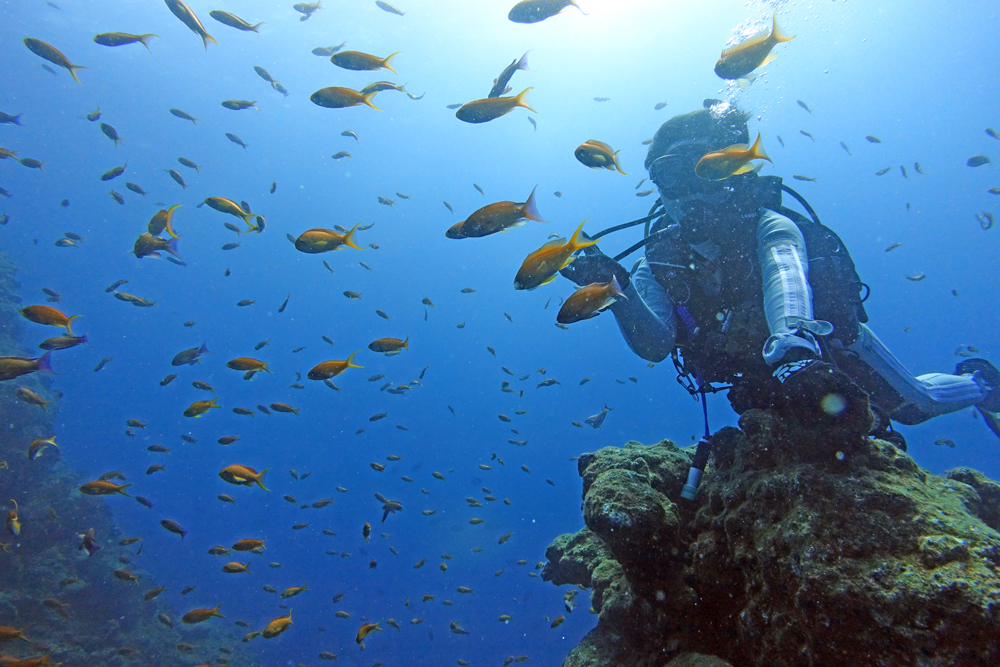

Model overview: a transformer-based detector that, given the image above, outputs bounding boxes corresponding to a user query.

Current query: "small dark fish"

[792,175,817,182]
[443,201,453,213]
[489,51,530,99]
[967,155,991,168]
[406,91,425,100]
[987,128,1000,140]
[593,97,609,102]
[177,157,201,172]
[914,162,924,174]
[226,133,248,149]
[323,260,334,273]
[101,164,127,181]
[169,108,198,125]
[312,43,346,56]
[136,496,154,509]
[222,100,258,111]
[865,135,881,143]
[210,10,264,32]
[101,123,123,148]
[900,165,907,179]
[840,141,851,155]
[94,32,160,50]
[473,183,484,195]
[93,357,113,372]
[376,1,405,16]
[654,101,668,110]
[528,116,536,130]
[167,169,189,189]
[270,180,277,193]
[160,519,188,538]
[24,38,85,82]
[109,190,125,205]
[446,103,463,110]
[506,1,586,25]
[278,293,290,313]
[875,167,892,176]
[125,182,146,196]
[41,64,57,75]
[776,135,784,148]
[799,130,814,141]
[86,105,101,121]
[797,100,811,114]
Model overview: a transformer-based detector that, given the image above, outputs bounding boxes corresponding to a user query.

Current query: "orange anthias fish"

[219,465,270,491]
[574,140,627,175]
[226,358,272,373]
[307,351,363,380]
[263,610,292,638]
[714,11,794,81]
[456,88,534,124]
[356,620,381,645]
[147,204,181,238]
[6,500,20,536]
[557,276,627,324]
[514,220,599,291]
[20,305,81,334]
[694,133,771,181]
[181,604,224,624]
[331,51,399,73]
[446,186,545,239]
[183,397,220,418]
[165,0,217,50]
[294,223,363,254]
[310,87,380,110]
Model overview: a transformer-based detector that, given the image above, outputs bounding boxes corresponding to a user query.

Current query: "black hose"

[781,184,821,226]
[612,227,671,263]
[589,203,662,241]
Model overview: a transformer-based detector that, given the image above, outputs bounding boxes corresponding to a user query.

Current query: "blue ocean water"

[1,0,997,665]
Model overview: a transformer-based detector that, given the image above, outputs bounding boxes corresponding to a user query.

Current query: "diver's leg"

[756,209,832,366]
[846,325,987,424]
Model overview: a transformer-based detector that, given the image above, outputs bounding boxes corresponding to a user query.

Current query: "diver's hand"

[560,252,630,289]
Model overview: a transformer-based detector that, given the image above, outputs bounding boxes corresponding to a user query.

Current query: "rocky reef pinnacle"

[543,407,1000,667]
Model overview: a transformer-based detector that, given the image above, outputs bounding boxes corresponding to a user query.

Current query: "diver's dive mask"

[650,142,736,223]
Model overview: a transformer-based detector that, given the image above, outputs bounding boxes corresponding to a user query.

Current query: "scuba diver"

[559,101,1000,463]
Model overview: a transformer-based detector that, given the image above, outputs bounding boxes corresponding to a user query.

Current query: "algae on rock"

[544,409,1000,667]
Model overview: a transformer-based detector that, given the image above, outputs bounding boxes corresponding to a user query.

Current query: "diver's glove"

[559,247,630,289]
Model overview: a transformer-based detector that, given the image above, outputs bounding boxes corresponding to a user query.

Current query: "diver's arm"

[608,261,677,363]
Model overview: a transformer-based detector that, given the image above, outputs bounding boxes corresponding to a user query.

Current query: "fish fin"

[68,64,86,84]
[199,342,210,354]
[612,150,628,176]
[251,23,265,32]
[749,133,772,164]
[759,51,778,68]
[362,92,382,111]
[256,468,271,491]
[35,351,54,374]
[403,336,409,350]
[731,163,757,175]
[164,204,182,239]
[521,185,546,223]
[568,0,588,15]
[736,78,753,88]
[165,238,180,257]
[64,314,81,336]
[138,34,160,51]
[517,50,532,72]
[261,361,273,374]
[202,33,218,50]
[343,222,364,250]
[568,219,599,252]
[513,88,535,113]
[382,52,401,74]
[539,274,558,286]
[771,11,794,43]
[346,350,365,369]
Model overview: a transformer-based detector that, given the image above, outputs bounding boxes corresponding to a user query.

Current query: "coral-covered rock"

[544,409,1000,667]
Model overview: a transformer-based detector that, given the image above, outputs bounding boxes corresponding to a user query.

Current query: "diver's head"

[646,100,751,223]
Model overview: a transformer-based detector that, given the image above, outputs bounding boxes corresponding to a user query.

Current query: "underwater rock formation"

[544,407,1000,667]
[0,253,259,667]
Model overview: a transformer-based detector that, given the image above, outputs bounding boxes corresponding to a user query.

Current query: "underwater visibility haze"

[1,0,999,665]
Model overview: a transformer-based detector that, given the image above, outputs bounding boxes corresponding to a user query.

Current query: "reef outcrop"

[543,407,1000,667]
